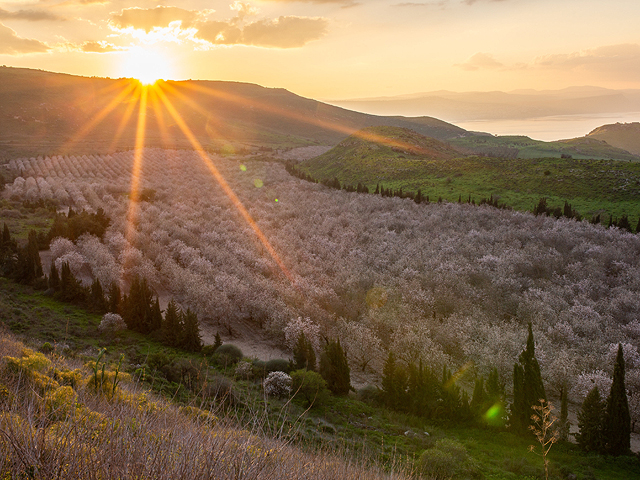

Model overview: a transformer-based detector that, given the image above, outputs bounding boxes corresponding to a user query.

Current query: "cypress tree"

[2,223,10,246]
[319,339,350,396]
[150,298,162,332]
[107,282,121,314]
[603,343,631,455]
[293,332,316,371]
[636,215,640,234]
[576,385,604,453]
[471,377,486,416]
[511,323,546,433]
[48,260,60,291]
[382,351,398,408]
[162,299,182,347]
[90,278,107,313]
[559,383,569,441]
[181,308,202,353]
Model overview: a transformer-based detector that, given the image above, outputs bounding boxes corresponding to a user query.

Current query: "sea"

[454,112,640,142]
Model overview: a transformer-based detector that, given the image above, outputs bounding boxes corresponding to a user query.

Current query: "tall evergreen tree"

[319,339,351,396]
[90,278,107,313]
[576,385,604,452]
[293,332,316,371]
[162,299,182,347]
[559,383,569,441]
[107,282,121,314]
[471,377,486,416]
[48,260,60,291]
[511,323,546,433]
[181,308,202,353]
[636,215,640,234]
[381,351,407,410]
[603,343,631,455]
[59,262,84,303]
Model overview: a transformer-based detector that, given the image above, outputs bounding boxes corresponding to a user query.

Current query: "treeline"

[376,323,632,456]
[379,351,506,425]
[286,162,640,233]
[0,222,202,353]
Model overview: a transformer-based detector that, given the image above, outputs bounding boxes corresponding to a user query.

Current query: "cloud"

[81,41,121,53]
[110,6,199,33]
[535,43,640,68]
[393,1,446,6]
[456,52,503,71]
[0,23,49,54]
[0,8,62,21]
[531,43,640,81]
[195,21,243,44]
[464,0,508,5]
[261,0,359,6]
[196,16,327,48]
[243,16,328,47]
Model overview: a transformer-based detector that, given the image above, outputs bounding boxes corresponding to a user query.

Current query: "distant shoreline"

[455,112,640,142]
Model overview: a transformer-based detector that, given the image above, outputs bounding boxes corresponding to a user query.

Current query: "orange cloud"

[0,23,49,54]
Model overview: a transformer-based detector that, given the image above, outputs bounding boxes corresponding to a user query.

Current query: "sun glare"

[119,48,173,85]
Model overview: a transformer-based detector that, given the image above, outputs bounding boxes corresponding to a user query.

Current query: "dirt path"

[199,317,288,361]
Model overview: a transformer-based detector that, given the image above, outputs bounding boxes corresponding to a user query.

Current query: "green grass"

[2,277,639,479]
[300,128,640,222]
[450,135,640,162]
[0,199,55,242]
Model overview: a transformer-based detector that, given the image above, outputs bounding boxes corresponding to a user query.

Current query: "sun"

[118,48,174,85]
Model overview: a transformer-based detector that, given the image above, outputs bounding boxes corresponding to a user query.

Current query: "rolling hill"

[587,122,640,156]
[299,126,640,219]
[0,66,469,160]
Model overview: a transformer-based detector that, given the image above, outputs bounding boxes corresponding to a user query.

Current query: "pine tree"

[162,299,182,347]
[576,385,604,452]
[319,339,350,396]
[603,343,631,455]
[511,323,546,433]
[181,308,202,353]
[213,332,223,351]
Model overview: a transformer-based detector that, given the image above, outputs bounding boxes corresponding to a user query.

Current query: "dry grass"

[0,333,413,480]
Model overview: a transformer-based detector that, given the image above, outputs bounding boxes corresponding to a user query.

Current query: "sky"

[1,0,640,100]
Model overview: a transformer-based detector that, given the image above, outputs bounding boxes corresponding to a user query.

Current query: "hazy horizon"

[1,0,639,100]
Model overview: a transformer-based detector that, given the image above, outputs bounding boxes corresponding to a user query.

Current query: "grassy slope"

[2,278,639,479]
[450,135,640,162]
[300,127,640,221]
[587,123,640,156]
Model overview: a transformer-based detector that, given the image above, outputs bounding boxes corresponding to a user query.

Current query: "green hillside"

[587,122,640,156]
[299,126,640,220]
[450,134,639,162]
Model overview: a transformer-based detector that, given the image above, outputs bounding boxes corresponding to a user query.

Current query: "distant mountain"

[587,122,640,156]
[330,87,640,122]
[0,67,470,160]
